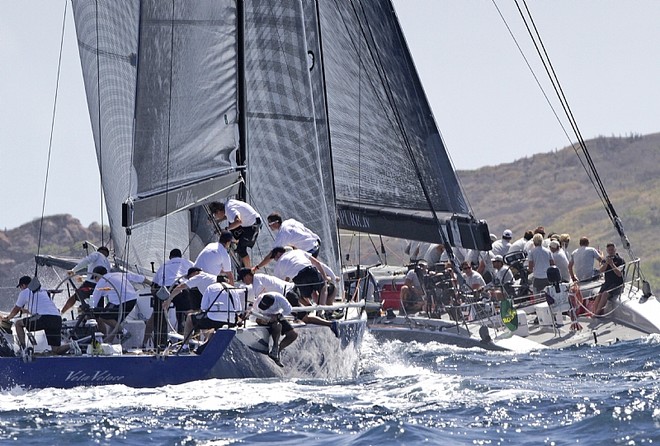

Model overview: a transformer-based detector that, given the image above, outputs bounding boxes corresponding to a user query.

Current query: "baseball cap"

[502,229,513,239]
[16,275,31,288]
[258,293,275,311]
[549,240,560,249]
[492,255,504,263]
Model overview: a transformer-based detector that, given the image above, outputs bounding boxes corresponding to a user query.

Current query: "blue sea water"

[0,332,658,445]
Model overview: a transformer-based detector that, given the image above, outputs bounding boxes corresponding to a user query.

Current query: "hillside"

[0,215,106,307]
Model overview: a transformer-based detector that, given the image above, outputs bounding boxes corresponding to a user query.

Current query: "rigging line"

[95,0,105,246]
[348,1,450,246]
[35,0,69,276]
[518,0,617,222]
[159,0,177,283]
[490,0,607,212]
[513,0,606,209]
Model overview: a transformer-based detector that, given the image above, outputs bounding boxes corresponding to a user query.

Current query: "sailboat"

[0,0,389,389]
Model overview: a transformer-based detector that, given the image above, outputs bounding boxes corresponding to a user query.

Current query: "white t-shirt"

[570,246,601,281]
[91,271,145,306]
[252,292,293,319]
[272,219,320,252]
[194,242,232,275]
[551,250,570,282]
[225,199,260,227]
[201,283,244,322]
[493,266,514,286]
[72,251,112,283]
[462,272,486,290]
[528,246,553,279]
[490,239,511,257]
[273,249,313,281]
[153,257,194,287]
[246,273,294,302]
[184,271,217,294]
[16,289,60,316]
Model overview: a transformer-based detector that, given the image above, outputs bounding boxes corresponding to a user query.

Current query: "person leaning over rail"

[251,292,298,367]
[238,267,338,332]
[592,243,625,316]
[2,276,70,356]
[269,246,327,306]
[62,246,111,315]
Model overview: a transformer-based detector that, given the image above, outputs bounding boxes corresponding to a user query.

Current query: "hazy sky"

[1,1,659,230]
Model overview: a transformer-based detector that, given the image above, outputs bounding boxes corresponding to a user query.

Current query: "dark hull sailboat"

[2,0,382,389]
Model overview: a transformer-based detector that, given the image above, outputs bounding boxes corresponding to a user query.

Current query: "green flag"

[500,299,519,331]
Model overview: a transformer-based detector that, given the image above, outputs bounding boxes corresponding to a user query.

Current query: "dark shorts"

[284,289,309,320]
[94,300,136,322]
[599,281,623,298]
[292,266,324,299]
[257,317,294,334]
[232,219,261,258]
[22,314,62,347]
[191,312,236,330]
[188,289,203,311]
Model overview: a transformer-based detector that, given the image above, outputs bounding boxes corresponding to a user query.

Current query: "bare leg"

[14,320,26,349]
[182,313,195,346]
[279,330,298,351]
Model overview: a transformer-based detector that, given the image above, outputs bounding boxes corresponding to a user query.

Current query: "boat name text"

[65,370,126,383]
[338,210,371,230]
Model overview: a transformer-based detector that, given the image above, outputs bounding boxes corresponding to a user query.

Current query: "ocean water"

[0,332,659,445]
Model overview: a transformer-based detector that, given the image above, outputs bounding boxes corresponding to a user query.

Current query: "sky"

[1,1,659,231]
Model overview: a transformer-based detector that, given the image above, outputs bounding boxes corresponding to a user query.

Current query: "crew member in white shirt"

[2,275,69,355]
[62,246,112,315]
[209,199,262,268]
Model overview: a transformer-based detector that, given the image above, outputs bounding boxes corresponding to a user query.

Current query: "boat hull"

[368,290,660,352]
[0,330,235,389]
[0,317,367,389]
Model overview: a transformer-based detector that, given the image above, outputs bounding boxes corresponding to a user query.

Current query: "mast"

[236,0,247,201]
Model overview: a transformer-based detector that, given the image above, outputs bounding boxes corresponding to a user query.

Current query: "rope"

[34,1,68,276]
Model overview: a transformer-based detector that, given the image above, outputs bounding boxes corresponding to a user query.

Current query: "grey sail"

[72,1,241,270]
[318,0,489,249]
[243,0,341,273]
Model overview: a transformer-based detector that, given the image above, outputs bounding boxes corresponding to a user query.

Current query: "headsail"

[319,0,489,249]
[72,1,241,269]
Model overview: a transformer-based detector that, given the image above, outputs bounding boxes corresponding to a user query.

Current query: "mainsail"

[72,1,241,270]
